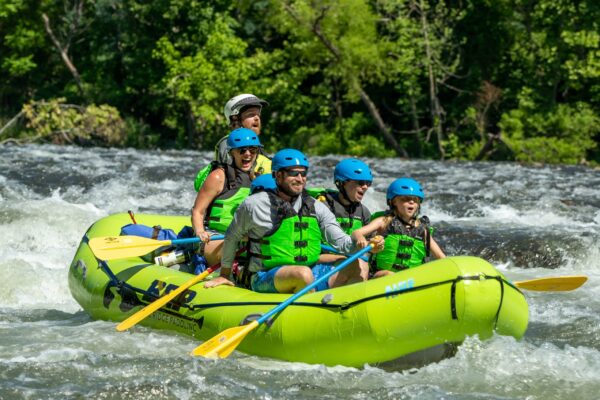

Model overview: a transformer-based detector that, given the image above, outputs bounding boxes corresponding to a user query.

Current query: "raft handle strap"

[449,275,507,322]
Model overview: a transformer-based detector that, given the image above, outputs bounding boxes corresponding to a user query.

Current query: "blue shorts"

[251,263,335,293]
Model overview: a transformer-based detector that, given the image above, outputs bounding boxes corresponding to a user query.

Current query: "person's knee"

[294,266,313,284]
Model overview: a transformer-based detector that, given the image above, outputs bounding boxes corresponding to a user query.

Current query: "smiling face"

[391,195,421,221]
[342,180,371,203]
[239,106,262,135]
[275,167,307,198]
[231,146,259,172]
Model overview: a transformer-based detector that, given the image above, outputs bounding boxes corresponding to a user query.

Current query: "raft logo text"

[143,279,197,311]
[385,278,415,299]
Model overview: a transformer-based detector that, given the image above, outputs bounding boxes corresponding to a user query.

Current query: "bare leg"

[372,269,393,279]
[203,240,223,266]
[274,265,314,293]
[328,259,366,288]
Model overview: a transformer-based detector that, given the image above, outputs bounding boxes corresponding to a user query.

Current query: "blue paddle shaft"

[171,235,224,246]
[257,245,373,324]
[320,244,369,262]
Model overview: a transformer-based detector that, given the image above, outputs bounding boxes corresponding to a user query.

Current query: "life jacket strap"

[396,253,412,260]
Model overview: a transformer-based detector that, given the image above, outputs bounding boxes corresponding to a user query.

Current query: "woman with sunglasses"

[351,177,445,278]
[191,128,263,266]
[309,158,374,280]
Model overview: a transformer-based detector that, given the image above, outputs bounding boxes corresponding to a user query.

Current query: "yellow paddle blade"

[514,275,587,292]
[116,269,212,331]
[89,236,172,260]
[191,320,260,359]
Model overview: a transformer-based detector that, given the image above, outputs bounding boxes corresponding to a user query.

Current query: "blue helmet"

[271,149,309,171]
[251,174,277,194]
[334,158,373,184]
[227,128,262,150]
[386,178,424,201]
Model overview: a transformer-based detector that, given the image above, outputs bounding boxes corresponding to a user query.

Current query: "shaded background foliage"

[1,0,599,164]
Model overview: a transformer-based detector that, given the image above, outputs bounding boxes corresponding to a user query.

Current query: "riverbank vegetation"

[1,0,598,165]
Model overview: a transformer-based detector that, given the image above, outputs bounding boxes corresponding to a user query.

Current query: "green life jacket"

[251,191,322,269]
[371,213,432,272]
[195,159,271,192]
[194,163,213,192]
[204,163,252,233]
[307,188,370,235]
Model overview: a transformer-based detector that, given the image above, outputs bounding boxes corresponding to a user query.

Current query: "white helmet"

[223,93,268,122]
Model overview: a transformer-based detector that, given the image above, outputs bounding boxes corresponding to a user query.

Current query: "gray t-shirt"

[221,191,357,271]
[215,136,231,165]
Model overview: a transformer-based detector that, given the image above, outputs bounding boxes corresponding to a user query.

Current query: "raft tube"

[68,213,528,367]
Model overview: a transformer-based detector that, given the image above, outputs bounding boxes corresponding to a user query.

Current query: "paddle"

[116,247,246,331]
[513,276,587,292]
[320,243,369,262]
[191,244,373,359]
[116,262,221,331]
[89,235,224,260]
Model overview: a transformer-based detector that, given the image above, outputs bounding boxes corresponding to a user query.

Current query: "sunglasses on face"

[397,196,421,203]
[236,146,259,155]
[283,169,308,178]
[353,180,372,187]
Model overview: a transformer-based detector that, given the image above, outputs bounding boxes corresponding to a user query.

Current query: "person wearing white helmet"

[203,149,385,293]
[193,93,272,191]
[217,93,271,171]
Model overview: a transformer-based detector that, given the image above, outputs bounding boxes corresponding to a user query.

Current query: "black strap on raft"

[450,275,505,327]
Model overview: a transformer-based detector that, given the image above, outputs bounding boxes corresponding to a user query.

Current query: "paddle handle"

[257,245,372,324]
[171,235,224,246]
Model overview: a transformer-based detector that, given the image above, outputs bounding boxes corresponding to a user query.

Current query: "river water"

[1,144,599,399]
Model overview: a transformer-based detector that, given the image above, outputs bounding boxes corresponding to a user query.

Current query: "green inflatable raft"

[68,213,529,367]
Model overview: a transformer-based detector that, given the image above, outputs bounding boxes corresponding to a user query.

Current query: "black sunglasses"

[283,169,308,177]
[353,180,372,187]
[236,146,259,154]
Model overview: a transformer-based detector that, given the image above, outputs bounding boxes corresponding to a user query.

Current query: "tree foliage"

[1,0,599,165]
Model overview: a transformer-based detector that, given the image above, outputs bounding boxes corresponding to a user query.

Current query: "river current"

[1,144,599,399]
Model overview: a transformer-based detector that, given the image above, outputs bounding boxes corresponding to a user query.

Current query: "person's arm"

[351,217,384,249]
[191,169,225,242]
[315,201,354,253]
[429,237,446,259]
[316,202,385,256]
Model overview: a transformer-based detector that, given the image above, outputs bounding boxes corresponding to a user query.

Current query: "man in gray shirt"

[204,149,384,293]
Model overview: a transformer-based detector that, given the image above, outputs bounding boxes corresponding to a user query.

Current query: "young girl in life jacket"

[351,178,445,278]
